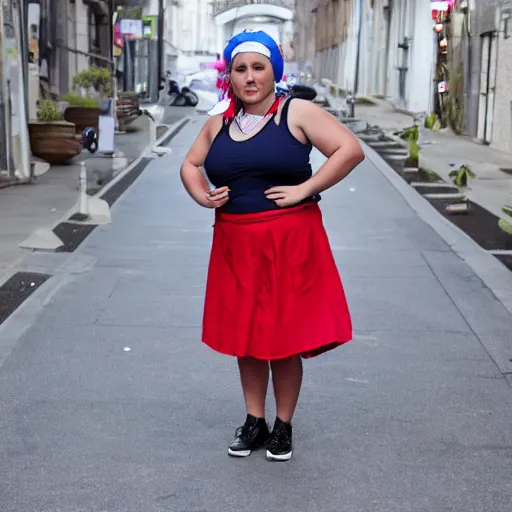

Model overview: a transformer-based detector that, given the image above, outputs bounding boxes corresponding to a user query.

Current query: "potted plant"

[28,99,82,164]
[403,124,420,170]
[70,66,112,97]
[62,67,112,135]
[424,112,442,131]
[446,164,476,214]
[498,205,512,235]
[61,92,101,136]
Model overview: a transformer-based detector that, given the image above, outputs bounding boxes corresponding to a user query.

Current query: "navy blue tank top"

[204,97,320,214]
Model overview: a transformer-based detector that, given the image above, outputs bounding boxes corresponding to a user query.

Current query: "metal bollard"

[69,161,91,222]
[347,92,356,118]
[148,116,157,147]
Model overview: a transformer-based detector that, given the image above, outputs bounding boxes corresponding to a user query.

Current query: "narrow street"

[1,116,512,512]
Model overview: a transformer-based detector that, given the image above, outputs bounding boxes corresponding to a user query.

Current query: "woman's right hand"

[204,186,230,209]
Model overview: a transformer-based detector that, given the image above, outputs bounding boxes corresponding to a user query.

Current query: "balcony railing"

[212,0,295,17]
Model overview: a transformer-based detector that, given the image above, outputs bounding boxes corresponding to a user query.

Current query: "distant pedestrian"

[180,30,364,461]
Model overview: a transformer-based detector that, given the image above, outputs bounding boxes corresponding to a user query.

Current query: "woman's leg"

[228,357,270,457]
[266,356,303,461]
[238,356,270,418]
[270,355,303,422]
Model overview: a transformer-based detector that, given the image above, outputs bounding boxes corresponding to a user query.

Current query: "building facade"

[294,0,512,155]
[468,0,512,154]
[0,0,31,181]
[435,0,512,154]
[294,0,317,73]
[0,0,115,182]
[306,0,435,113]
[167,0,220,55]
[489,2,512,154]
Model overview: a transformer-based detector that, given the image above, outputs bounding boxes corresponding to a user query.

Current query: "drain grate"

[0,272,51,325]
[53,223,97,253]
[495,254,512,271]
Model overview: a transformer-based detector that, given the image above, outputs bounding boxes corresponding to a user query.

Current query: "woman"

[180,31,364,462]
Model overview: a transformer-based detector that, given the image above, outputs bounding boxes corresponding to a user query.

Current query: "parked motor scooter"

[276,80,317,101]
[167,73,199,107]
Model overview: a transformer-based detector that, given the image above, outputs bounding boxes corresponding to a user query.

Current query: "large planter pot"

[28,121,82,164]
[63,106,100,136]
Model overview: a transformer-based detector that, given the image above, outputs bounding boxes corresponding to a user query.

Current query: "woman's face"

[229,52,275,106]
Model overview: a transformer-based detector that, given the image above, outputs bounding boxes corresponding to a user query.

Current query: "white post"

[148,115,157,147]
[78,162,89,217]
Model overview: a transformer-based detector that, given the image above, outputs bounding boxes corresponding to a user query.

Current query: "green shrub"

[61,93,100,108]
[449,164,475,189]
[498,205,512,235]
[424,113,441,131]
[395,124,419,142]
[36,99,62,122]
[72,67,112,96]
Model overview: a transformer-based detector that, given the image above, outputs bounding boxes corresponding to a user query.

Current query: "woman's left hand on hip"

[265,185,307,208]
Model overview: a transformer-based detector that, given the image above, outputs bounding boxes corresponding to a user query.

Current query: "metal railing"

[212,0,295,17]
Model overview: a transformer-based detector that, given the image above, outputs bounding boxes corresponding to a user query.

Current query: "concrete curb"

[94,115,191,202]
[363,141,512,317]
[355,114,512,224]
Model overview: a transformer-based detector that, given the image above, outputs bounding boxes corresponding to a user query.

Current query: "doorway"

[477,32,498,144]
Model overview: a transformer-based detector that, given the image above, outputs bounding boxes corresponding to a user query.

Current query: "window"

[88,8,99,51]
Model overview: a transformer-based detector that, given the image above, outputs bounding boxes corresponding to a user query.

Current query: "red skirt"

[202,202,352,360]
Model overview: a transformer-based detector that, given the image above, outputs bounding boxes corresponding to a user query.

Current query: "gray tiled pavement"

[1,115,512,512]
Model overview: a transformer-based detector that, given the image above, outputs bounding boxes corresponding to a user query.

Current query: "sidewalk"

[0,106,192,288]
[351,98,512,222]
[1,118,512,511]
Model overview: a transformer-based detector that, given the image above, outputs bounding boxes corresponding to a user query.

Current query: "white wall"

[363,0,388,96]
[67,0,90,87]
[233,19,281,44]
[313,0,434,112]
[406,0,435,113]
[338,0,360,92]
[166,0,220,54]
[491,33,512,153]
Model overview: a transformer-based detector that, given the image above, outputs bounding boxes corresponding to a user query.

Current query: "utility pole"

[156,0,164,100]
[353,0,364,96]
[0,0,10,174]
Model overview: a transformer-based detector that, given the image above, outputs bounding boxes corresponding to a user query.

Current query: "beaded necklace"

[233,96,283,134]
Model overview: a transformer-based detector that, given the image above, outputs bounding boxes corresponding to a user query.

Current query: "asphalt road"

[1,116,512,512]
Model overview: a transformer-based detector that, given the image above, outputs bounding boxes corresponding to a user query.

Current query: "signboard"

[142,15,157,40]
[431,1,454,10]
[119,18,143,39]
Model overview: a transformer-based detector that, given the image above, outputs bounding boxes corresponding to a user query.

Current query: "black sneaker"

[228,414,270,457]
[266,417,293,461]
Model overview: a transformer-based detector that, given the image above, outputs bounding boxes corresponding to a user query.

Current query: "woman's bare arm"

[180,115,229,209]
[293,99,364,197]
[265,99,364,207]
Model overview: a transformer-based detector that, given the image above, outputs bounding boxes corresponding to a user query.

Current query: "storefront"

[0,0,31,183]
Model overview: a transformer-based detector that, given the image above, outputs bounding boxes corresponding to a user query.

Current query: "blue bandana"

[223,30,284,83]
